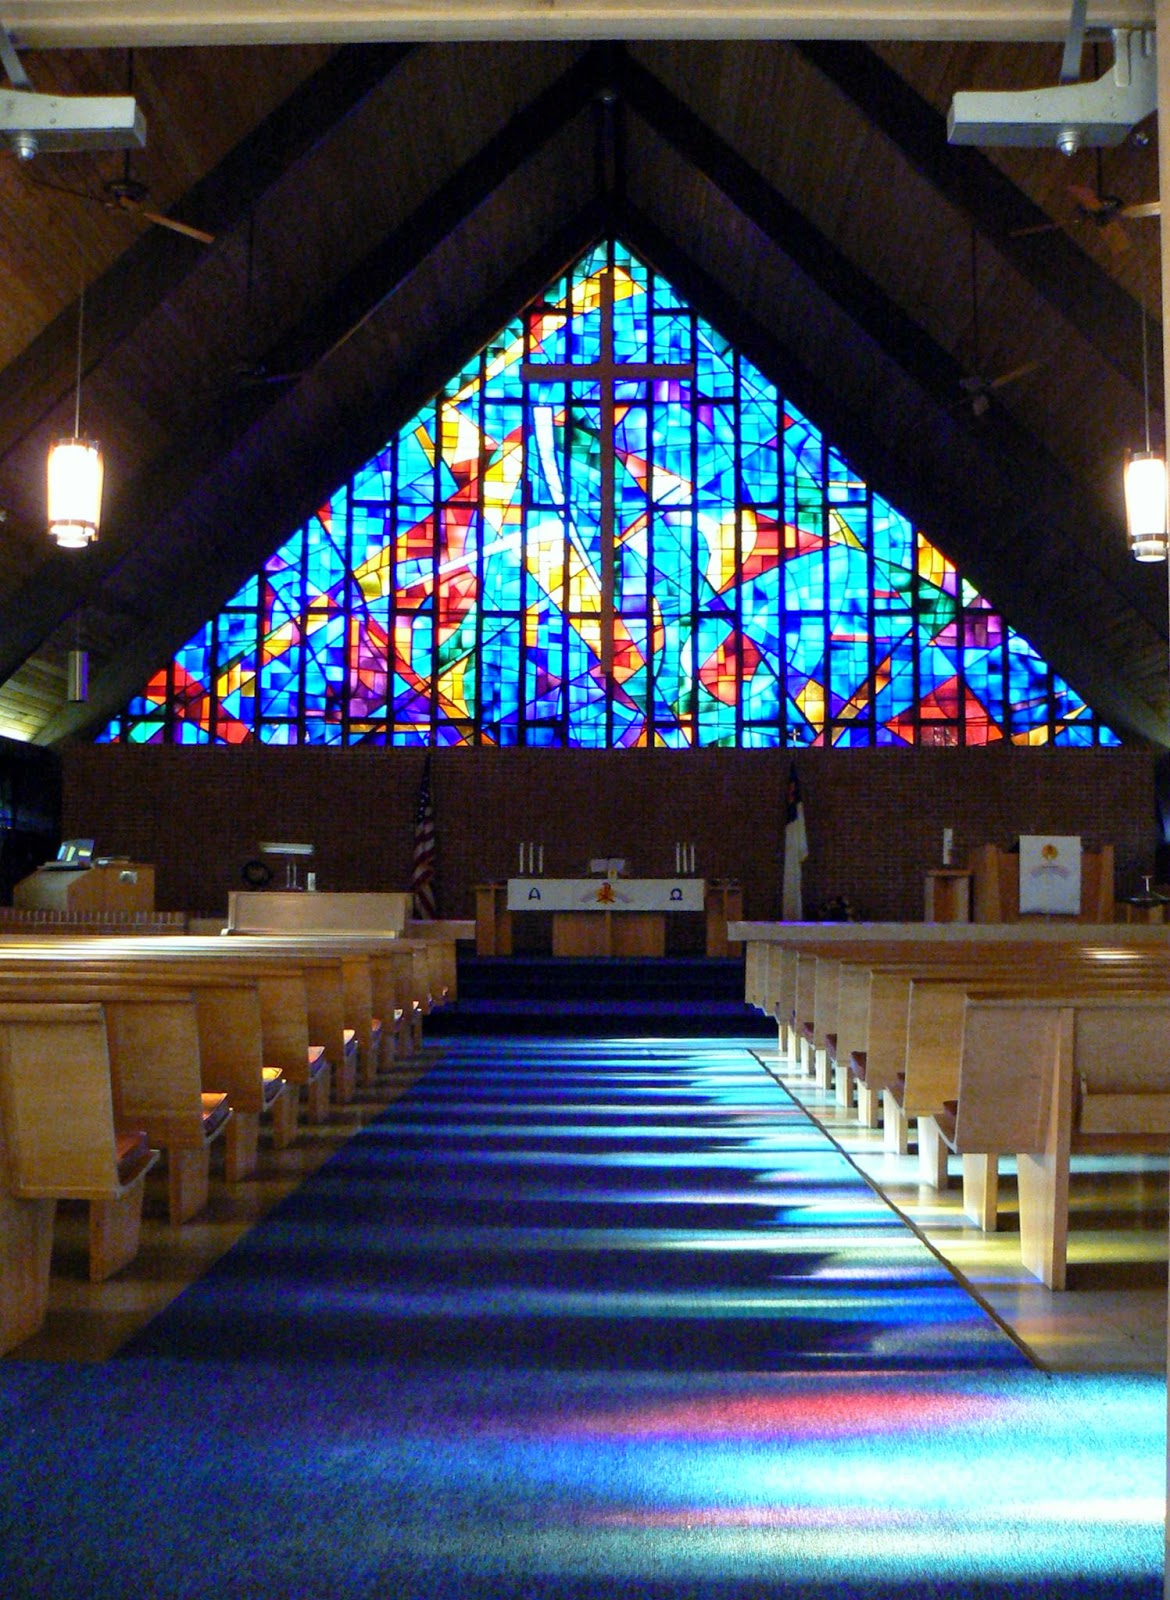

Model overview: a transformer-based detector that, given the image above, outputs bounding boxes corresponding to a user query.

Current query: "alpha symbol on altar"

[528,887,542,901]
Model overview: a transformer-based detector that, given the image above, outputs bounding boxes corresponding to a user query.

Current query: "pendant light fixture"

[1124,289,1167,561]
[47,283,103,549]
[66,609,88,703]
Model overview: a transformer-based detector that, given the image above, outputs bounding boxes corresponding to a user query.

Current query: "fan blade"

[1101,220,1131,258]
[1009,220,1060,239]
[26,172,100,205]
[140,208,215,245]
[1121,200,1161,220]
[1068,182,1112,215]
[984,357,1044,393]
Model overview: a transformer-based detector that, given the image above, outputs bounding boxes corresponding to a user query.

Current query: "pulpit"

[969,842,1114,923]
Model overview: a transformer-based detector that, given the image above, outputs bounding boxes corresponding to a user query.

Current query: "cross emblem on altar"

[520,267,695,678]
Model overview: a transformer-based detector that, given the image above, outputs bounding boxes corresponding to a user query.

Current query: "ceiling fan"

[954,231,1043,418]
[1013,177,1159,258]
[20,50,214,245]
[220,208,301,395]
[28,156,216,245]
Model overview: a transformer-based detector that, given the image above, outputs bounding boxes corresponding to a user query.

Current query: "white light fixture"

[47,286,103,549]
[1125,291,1167,561]
[66,647,88,703]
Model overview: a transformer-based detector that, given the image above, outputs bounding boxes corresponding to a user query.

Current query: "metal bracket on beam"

[1059,0,1089,83]
[0,20,30,88]
[0,86,145,160]
[948,27,1156,153]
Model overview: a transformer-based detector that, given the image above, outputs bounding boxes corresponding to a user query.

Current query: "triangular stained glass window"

[98,240,1119,749]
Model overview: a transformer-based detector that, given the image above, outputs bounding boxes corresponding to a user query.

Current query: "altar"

[507,876,705,958]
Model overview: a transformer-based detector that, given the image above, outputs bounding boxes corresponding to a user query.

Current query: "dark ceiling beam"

[42,202,610,745]
[613,51,969,409]
[613,50,1159,634]
[618,201,1165,746]
[795,40,1153,398]
[0,43,418,466]
[267,43,615,372]
[0,46,609,693]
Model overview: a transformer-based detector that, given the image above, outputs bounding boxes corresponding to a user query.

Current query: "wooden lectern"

[14,862,155,915]
[969,843,1114,923]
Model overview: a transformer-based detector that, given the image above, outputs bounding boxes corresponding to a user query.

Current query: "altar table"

[508,877,704,958]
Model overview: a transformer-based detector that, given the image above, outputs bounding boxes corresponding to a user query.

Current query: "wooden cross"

[520,267,695,678]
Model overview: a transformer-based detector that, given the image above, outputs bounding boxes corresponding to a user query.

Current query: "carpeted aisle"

[0,1035,1162,1598]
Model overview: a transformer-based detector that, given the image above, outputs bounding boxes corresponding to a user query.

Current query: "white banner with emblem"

[1018,835,1082,915]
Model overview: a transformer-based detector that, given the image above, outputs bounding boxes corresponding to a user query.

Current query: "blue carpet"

[121,1037,1026,1371]
[0,1036,1162,1598]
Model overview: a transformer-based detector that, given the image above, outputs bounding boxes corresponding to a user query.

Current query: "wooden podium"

[969,843,1114,923]
[704,881,744,956]
[475,884,512,956]
[924,868,972,924]
[14,863,155,916]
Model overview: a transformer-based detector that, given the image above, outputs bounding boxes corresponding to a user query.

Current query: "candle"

[538,844,544,874]
[519,842,524,873]
[675,842,680,873]
[689,843,696,875]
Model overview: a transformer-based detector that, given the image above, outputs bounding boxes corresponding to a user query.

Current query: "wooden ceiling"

[0,9,1167,746]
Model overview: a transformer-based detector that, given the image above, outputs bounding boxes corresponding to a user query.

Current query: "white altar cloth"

[507,878,705,913]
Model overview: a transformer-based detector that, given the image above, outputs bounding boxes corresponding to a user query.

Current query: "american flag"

[411,756,438,920]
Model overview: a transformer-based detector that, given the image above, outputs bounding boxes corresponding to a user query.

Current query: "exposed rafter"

[1,1,1155,48]
[40,202,612,743]
[0,45,611,694]
[620,201,1166,743]
[795,40,1155,399]
[0,43,417,468]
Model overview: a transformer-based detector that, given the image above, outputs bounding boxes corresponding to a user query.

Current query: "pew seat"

[0,1003,163,1350]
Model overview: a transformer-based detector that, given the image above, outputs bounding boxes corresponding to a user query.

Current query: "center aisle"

[122,1036,1024,1370]
[0,1035,1160,1599]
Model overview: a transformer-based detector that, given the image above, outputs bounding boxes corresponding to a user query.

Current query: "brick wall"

[61,744,1156,924]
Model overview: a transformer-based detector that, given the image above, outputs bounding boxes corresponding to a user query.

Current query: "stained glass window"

[98,240,1119,749]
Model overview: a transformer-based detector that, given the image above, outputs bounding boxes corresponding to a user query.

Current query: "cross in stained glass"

[520,267,695,678]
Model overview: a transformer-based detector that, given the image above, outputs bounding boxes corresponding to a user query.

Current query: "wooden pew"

[939,991,1170,1288]
[0,953,298,1177]
[0,1001,160,1337]
[0,975,232,1226]
[22,937,364,1108]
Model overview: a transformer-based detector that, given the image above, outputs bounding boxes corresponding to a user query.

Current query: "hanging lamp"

[1125,290,1166,561]
[47,285,103,549]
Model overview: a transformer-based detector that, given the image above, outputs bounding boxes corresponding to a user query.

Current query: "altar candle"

[519,842,524,873]
[538,844,544,874]
[675,842,680,873]
[689,843,696,874]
